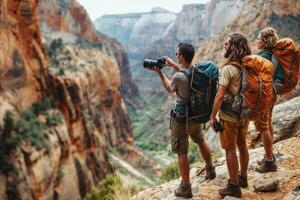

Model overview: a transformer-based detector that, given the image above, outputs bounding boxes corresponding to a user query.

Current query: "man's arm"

[164,57,181,72]
[157,70,173,93]
[210,85,227,130]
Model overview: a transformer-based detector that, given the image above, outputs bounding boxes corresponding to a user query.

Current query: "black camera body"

[143,58,166,70]
[213,121,224,133]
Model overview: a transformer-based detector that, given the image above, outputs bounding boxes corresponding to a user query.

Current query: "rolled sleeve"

[219,66,231,88]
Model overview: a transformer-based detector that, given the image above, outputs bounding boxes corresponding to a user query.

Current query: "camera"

[143,58,166,69]
[213,121,224,133]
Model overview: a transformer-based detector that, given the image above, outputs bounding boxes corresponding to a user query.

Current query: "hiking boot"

[256,159,277,173]
[174,182,193,198]
[218,180,242,198]
[205,164,216,180]
[238,173,248,188]
[257,154,276,165]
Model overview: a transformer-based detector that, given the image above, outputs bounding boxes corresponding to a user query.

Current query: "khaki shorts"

[170,117,204,154]
[219,119,249,151]
[254,106,274,133]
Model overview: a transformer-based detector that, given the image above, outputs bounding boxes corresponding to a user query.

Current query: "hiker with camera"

[210,33,252,198]
[254,27,300,173]
[147,43,216,198]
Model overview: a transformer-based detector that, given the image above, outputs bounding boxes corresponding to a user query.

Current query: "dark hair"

[178,43,195,64]
[228,33,251,62]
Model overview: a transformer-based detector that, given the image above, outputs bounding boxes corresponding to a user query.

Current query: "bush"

[84,174,122,200]
[50,38,63,50]
[46,114,63,127]
[0,111,21,174]
[160,161,179,182]
[56,68,65,76]
[0,99,60,174]
[135,140,167,152]
[117,146,129,155]
[2,111,15,138]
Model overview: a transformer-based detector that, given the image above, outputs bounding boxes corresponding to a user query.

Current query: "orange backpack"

[230,55,275,121]
[273,38,300,95]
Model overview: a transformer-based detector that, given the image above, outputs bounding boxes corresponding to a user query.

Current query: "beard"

[224,48,232,59]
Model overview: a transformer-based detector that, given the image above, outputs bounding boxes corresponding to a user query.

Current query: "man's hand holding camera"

[143,56,180,72]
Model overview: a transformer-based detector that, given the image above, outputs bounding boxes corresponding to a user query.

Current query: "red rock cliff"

[0,0,143,199]
[38,0,139,102]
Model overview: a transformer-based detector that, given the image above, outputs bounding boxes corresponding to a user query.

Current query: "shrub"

[2,111,15,138]
[46,114,63,127]
[135,140,167,152]
[84,174,122,200]
[0,111,21,174]
[56,68,65,76]
[50,38,63,50]
[117,146,129,155]
[31,97,56,116]
[0,98,60,174]
[160,161,179,182]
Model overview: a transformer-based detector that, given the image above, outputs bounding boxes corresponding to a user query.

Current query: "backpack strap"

[226,61,242,68]
[176,68,193,135]
[180,67,192,80]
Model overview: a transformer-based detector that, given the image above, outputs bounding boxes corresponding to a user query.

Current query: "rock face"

[145,0,244,61]
[283,185,300,200]
[39,0,139,102]
[94,8,177,59]
[0,0,146,199]
[194,0,300,65]
[0,0,47,111]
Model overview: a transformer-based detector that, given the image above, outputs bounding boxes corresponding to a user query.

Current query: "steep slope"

[0,0,154,200]
[39,0,139,103]
[0,0,111,199]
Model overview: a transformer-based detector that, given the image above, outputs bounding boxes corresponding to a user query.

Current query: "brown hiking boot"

[257,154,276,165]
[238,173,248,188]
[205,164,216,180]
[256,159,277,173]
[218,180,242,198]
[174,182,193,198]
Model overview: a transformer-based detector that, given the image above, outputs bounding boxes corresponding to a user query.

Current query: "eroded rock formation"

[0,0,147,199]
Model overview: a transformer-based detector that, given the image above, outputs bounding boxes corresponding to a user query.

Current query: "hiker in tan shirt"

[210,33,251,198]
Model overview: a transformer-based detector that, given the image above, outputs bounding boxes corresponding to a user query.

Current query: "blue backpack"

[181,61,219,123]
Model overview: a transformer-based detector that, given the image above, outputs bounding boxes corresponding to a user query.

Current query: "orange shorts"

[219,119,249,150]
[254,106,274,133]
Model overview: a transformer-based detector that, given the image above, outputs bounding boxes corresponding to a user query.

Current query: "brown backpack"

[273,38,300,95]
[230,55,275,121]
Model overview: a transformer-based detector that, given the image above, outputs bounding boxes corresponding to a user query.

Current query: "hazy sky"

[77,0,210,21]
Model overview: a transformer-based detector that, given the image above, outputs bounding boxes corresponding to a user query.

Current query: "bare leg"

[178,154,190,183]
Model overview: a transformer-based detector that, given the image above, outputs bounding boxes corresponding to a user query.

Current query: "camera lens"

[143,58,166,69]
[143,59,157,69]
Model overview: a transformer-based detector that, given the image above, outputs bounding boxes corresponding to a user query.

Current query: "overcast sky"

[77,0,210,21]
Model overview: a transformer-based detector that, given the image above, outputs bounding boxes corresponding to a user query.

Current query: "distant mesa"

[150,7,171,13]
